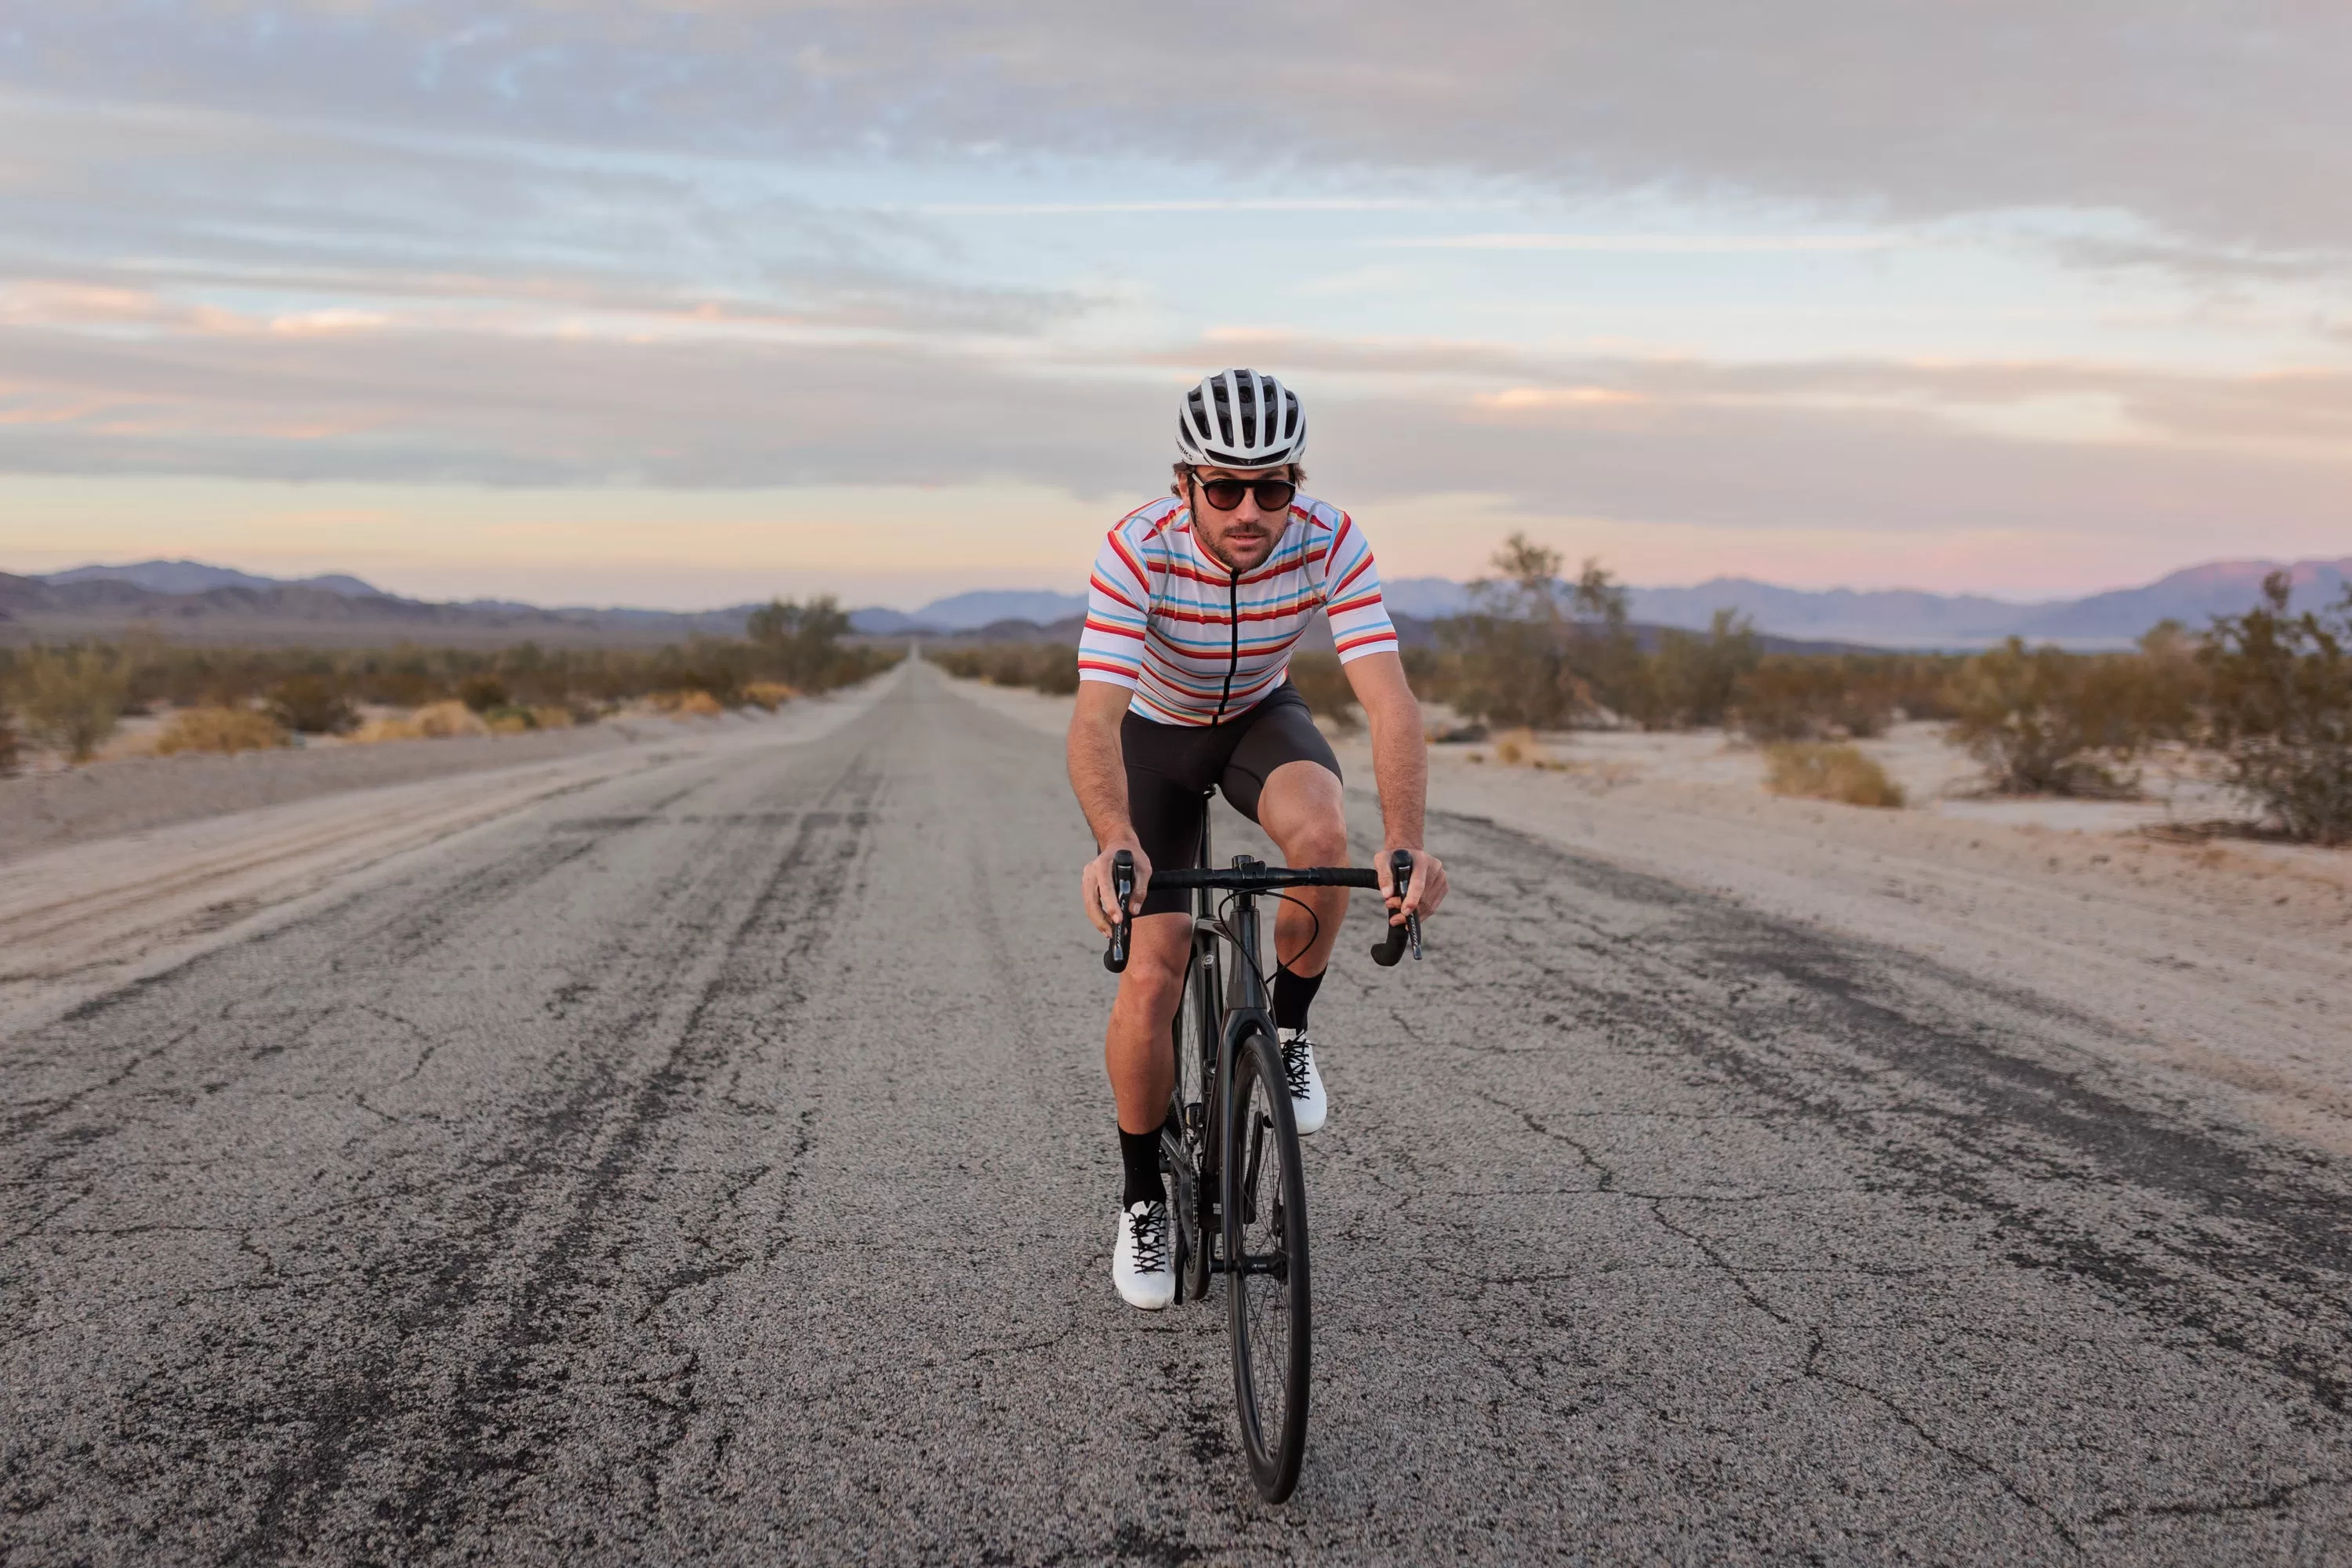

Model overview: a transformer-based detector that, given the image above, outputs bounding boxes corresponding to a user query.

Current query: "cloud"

[5,315,2344,559]
[1373,234,1903,253]
[7,3,2350,253]
[0,91,1090,341]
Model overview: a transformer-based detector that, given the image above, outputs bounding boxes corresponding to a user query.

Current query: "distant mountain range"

[8,555,2345,650]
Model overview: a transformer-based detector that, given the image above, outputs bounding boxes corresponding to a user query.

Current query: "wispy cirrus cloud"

[1372,234,1904,253]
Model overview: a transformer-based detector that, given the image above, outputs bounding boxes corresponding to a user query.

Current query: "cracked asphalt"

[6,659,2351,1564]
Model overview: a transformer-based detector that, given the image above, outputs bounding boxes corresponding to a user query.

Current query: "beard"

[1196,518,1278,573]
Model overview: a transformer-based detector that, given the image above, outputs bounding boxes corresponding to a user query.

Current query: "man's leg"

[1255,757,1351,989]
[1105,912,1188,1310]
[1105,913,1191,1144]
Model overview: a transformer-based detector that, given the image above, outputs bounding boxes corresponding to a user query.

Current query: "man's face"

[1186,466,1294,575]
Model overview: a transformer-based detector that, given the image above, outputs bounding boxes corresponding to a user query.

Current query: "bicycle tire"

[1222,1022,1311,1502]
[1171,930,1218,1303]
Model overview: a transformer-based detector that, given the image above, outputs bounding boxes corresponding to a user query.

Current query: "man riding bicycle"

[1069,368,1450,1310]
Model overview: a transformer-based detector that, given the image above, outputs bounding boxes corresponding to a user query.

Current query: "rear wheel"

[1223,1023,1310,1502]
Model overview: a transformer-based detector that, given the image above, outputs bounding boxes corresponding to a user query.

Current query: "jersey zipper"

[1213,570,1240,724]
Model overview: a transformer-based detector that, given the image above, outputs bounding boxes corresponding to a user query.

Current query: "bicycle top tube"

[1149,865,1381,892]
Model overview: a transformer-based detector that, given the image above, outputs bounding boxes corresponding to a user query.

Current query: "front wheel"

[1222,1023,1311,1502]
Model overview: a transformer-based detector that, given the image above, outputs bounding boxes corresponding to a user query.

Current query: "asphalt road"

[7,660,2350,1565]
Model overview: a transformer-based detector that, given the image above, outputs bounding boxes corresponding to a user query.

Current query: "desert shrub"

[928,642,1077,695]
[2200,574,2352,844]
[747,596,873,693]
[1440,536,1636,728]
[1491,727,1544,765]
[1947,638,2154,795]
[1764,742,1906,808]
[154,706,290,756]
[9,644,131,763]
[0,713,19,777]
[456,673,509,713]
[1028,644,1080,695]
[267,673,358,735]
[411,699,489,738]
[1285,652,1360,730]
[1737,655,1902,740]
[1631,609,1759,729]
[739,681,795,711]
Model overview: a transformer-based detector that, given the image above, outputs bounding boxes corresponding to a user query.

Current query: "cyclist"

[1069,368,1450,1310]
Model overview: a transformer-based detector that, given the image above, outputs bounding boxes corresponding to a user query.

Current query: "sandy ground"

[0,710,768,864]
[955,677,2352,1156]
[0,688,889,1039]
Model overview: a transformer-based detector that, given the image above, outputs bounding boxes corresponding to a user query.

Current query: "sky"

[2,2,2348,610]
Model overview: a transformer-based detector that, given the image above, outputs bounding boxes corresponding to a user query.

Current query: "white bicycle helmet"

[1176,368,1305,469]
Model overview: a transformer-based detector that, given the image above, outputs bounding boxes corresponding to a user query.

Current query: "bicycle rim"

[1223,1025,1310,1502]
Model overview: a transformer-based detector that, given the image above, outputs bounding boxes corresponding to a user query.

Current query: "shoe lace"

[1129,1203,1169,1273]
[1281,1032,1314,1099]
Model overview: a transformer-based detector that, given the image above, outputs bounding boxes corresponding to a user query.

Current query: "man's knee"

[1112,916,1191,1019]
[1280,812,1348,868]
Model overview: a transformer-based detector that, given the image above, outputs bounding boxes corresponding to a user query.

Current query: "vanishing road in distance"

[6,659,2349,1563]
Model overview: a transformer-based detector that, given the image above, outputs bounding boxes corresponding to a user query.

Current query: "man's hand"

[1081,840,1153,935]
[1377,847,1448,925]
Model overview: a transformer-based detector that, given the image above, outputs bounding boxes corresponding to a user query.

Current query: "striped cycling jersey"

[1078,493,1399,726]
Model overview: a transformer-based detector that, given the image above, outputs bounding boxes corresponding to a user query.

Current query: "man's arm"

[1342,650,1450,922]
[1068,680,1151,932]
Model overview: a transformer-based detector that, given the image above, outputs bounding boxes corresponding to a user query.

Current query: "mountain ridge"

[16,556,2348,650]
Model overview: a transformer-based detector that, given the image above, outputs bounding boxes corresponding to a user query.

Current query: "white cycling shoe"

[1112,1199,1174,1310]
[1280,1028,1328,1136]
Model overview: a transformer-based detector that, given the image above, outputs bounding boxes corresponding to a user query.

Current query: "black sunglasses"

[1193,476,1296,513]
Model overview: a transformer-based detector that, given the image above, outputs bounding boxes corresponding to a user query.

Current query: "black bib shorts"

[1122,681,1341,917]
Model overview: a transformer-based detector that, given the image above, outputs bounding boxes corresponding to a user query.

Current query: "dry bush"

[9,645,132,764]
[412,699,491,737]
[2201,575,2352,844]
[1491,727,1541,765]
[1439,543,1621,728]
[740,681,796,711]
[655,689,726,717]
[0,713,17,777]
[1632,610,1759,729]
[456,673,509,713]
[266,673,358,735]
[350,716,426,744]
[154,706,290,756]
[1284,652,1360,730]
[1764,742,1906,808]
[1947,639,2151,796]
[1738,656,1902,740]
[930,643,1078,695]
[928,648,986,680]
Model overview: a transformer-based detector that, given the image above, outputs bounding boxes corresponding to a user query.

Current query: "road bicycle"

[1104,815,1421,1502]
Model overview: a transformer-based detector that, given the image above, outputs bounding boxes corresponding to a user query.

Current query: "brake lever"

[1103,849,1136,973]
[1369,848,1424,966]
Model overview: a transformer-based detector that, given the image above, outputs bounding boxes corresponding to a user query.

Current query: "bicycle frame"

[1099,808,1419,1501]
[1167,811,1266,1297]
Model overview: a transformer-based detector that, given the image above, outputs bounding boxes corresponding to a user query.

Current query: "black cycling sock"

[1119,1126,1164,1209]
[1273,964,1324,1033]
